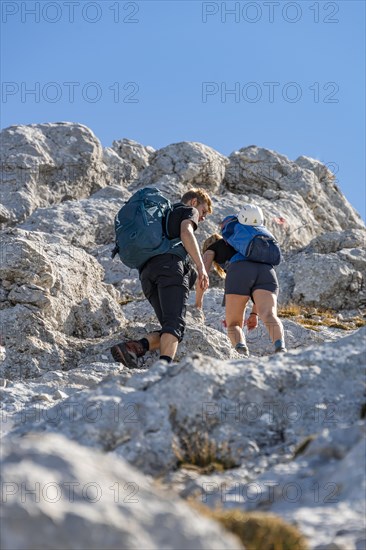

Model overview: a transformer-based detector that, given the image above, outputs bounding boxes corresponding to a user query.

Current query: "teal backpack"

[112,187,186,270]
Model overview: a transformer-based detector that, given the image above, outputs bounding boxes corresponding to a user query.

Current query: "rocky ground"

[1,123,365,550]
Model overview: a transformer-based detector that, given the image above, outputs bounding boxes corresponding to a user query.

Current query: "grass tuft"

[192,504,309,550]
[173,430,238,474]
[293,435,316,458]
[277,304,365,331]
[278,303,301,317]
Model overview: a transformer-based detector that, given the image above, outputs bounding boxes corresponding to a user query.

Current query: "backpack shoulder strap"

[254,225,276,240]
[164,208,173,238]
[163,202,186,239]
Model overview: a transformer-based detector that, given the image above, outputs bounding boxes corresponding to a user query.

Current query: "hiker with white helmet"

[195,203,286,356]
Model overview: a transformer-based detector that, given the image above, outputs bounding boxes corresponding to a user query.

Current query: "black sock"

[160,355,172,364]
[139,338,150,353]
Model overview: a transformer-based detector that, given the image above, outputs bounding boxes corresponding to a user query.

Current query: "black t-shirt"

[139,203,199,274]
[166,203,199,239]
[207,238,236,267]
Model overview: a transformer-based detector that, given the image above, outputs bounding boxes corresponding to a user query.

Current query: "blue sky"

[1,0,365,220]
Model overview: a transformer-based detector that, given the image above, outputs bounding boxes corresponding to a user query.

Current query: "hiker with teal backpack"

[195,204,287,356]
[111,187,212,367]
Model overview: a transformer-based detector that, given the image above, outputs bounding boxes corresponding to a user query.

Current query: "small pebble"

[32,393,53,402]
[312,315,322,321]
[53,389,68,400]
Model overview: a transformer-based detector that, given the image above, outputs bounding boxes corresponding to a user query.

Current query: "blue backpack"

[221,216,282,266]
[113,187,186,269]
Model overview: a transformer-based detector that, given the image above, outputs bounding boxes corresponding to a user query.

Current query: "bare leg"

[146,331,161,351]
[225,294,250,347]
[160,333,179,360]
[252,289,284,343]
[146,331,179,359]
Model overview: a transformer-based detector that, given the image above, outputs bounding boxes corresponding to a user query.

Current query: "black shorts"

[225,260,279,298]
[140,254,195,342]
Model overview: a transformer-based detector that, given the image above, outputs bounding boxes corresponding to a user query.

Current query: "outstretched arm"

[246,303,258,330]
[180,220,209,292]
[195,250,214,309]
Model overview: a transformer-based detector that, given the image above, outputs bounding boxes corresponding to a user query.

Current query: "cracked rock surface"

[1,122,365,550]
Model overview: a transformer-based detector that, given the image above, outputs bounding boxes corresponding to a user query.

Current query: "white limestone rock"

[91,244,144,302]
[0,433,242,550]
[224,146,364,235]
[302,229,366,255]
[112,137,155,173]
[0,362,127,437]
[20,186,129,251]
[194,190,320,253]
[0,229,124,379]
[53,389,69,400]
[0,123,123,225]
[134,141,228,195]
[102,146,138,185]
[1,122,365,550]
[10,329,365,478]
[202,422,366,550]
[277,230,366,309]
[135,174,191,204]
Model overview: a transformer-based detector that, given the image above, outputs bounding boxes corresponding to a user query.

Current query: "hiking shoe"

[275,346,287,354]
[235,343,250,358]
[111,340,145,368]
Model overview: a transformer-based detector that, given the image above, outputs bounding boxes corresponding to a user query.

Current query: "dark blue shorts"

[225,260,279,298]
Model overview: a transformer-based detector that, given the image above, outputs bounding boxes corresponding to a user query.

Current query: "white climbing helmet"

[237,204,264,226]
